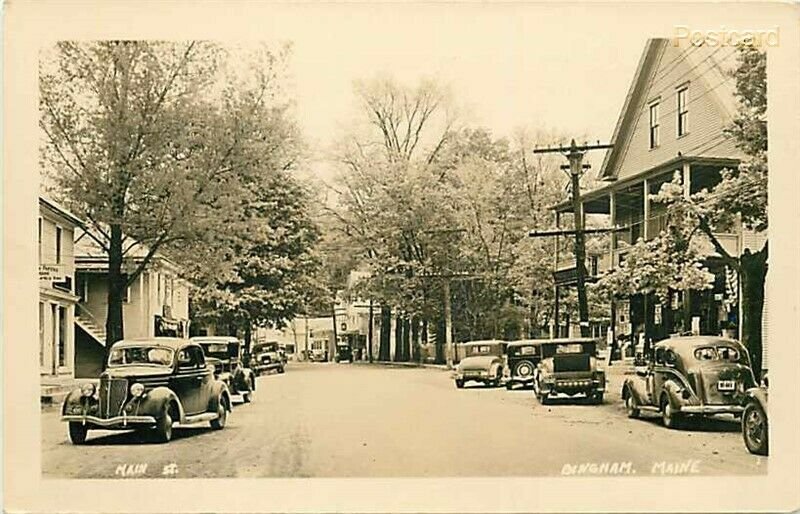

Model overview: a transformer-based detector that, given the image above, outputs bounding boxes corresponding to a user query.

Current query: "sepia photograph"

[5,1,800,512]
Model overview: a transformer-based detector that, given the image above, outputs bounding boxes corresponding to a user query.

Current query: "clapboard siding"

[609,40,745,181]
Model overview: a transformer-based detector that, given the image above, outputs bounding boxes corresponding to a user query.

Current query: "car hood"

[458,356,500,370]
[102,365,173,379]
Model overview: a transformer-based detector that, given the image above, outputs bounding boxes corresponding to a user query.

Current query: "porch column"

[554,211,560,269]
[67,304,75,378]
[609,191,617,265]
[682,162,691,199]
[643,178,650,240]
[553,285,560,339]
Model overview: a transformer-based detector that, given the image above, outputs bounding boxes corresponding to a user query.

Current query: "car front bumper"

[680,405,745,415]
[61,414,158,428]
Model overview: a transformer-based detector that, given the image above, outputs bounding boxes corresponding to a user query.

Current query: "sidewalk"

[41,375,98,409]
[352,360,449,371]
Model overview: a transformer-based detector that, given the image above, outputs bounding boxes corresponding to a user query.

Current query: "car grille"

[98,378,128,418]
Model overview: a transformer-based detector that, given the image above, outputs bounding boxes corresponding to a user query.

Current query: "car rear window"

[518,346,537,356]
[556,343,583,354]
[694,346,742,362]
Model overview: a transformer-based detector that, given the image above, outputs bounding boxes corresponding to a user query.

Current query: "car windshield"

[254,343,279,353]
[199,343,230,359]
[694,345,743,362]
[108,346,174,367]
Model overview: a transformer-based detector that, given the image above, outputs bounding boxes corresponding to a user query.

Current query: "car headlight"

[80,383,96,397]
[130,382,145,397]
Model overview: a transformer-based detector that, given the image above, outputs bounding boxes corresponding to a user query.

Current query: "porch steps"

[76,315,106,346]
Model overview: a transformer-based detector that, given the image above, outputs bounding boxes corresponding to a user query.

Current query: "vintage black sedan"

[504,340,545,390]
[622,336,756,429]
[532,338,605,404]
[191,336,256,403]
[61,338,232,444]
[453,340,507,388]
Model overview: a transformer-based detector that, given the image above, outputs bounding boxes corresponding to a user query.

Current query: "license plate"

[717,380,736,391]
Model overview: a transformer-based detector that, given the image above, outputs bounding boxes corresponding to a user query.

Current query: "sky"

[249,4,669,183]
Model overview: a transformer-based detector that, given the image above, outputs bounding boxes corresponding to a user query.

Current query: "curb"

[353,361,449,371]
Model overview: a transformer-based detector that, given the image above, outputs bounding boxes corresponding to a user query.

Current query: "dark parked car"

[192,336,256,403]
[742,373,768,455]
[622,336,756,429]
[61,338,232,444]
[453,340,507,388]
[335,343,353,363]
[504,340,545,390]
[533,338,605,404]
[249,341,286,375]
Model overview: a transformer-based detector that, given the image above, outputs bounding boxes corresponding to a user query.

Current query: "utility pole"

[533,139,612,338]
[443,279,453,369]
[368,298,374,363]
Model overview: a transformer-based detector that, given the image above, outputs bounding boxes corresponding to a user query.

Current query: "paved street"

[42,363,766,478]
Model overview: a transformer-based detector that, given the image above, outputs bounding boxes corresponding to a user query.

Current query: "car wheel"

[625,392,640,419]
[506,381,513,390]
[592,392,604,405]
[742,401,768,456]
[661,395,682,429]
[210,397,227,430]
[278,365,285,374]
[243,378,254,403]
[67,422,88,445]
[154,404,173,443]
[455,379,465,389]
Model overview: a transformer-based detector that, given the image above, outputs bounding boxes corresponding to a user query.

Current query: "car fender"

[744,386,768,410]
[207,380,232,413]
[61,388,86,415]
[490,360,503,378]
[139,386,185,422]
[621,378,648,405]
[661,380,685,410]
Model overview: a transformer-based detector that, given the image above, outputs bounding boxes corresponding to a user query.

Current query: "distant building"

[39,197,82,378]
[73,231,191,378]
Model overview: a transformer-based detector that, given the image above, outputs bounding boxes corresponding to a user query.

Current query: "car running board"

[637,405,661,413]
[180,412,220,425]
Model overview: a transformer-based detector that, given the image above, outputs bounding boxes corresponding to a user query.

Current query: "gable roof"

[599,38,741,181]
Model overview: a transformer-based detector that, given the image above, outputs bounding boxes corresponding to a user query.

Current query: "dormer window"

[649,101,660,149]
[677,86,689,137]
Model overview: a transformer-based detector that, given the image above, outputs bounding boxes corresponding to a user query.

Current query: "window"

[122,285,131,303]
[649,102,660,149]
[55,226,63,264]
[590,255,599,276]
[58,306,67,367]
[38,218,43,262]
[39,302,45,367]
[677,87,689,136]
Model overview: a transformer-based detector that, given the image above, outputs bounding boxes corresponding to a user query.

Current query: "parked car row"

[453,335,769,456]
[61,336,286,445]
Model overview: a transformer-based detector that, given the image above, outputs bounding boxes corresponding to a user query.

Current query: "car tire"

[592,392,604,405]
[661,395,682,429]
[243,377,254,403]
[154,404,173,443]
[506,381,513,390]
[742,401,768,456]
[210,398,227,430]
[625,392,640,419]
[455,379,465,389]
[277,366,285,374]
[67,422,88,445]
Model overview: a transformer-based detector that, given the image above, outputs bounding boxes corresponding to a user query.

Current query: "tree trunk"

[244,324,252,353]
[740,246,767,381]
[368,299,374,363]
[105,224,125,355]
[379,305,391,361]
[411,315,421,363]
[402,317,411,362]
[394,313,404,362]
[434,315,445,364]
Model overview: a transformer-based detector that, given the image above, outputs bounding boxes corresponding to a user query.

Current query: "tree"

[40,41,297,346]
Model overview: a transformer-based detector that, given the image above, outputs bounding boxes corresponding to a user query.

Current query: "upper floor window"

[677,87,689,137]
[649,102,660,149]
[55,226,63,264]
